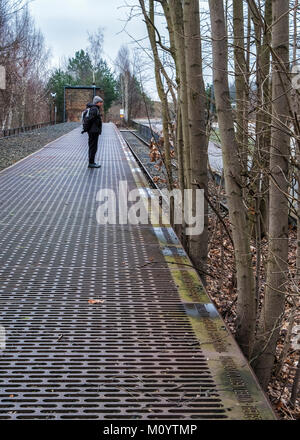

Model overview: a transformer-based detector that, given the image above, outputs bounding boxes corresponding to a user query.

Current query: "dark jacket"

[87,103,102,134]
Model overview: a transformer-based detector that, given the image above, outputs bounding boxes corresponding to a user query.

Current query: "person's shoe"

[88,163,101,168]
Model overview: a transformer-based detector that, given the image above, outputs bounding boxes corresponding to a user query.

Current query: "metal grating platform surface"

[0,124,275,420]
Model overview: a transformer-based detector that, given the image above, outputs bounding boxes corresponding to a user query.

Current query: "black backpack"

[81,106,100,133]
[81,108,91,133]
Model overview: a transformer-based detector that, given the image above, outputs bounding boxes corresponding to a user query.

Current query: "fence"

[0,121,58,139]
[130,120,161,144]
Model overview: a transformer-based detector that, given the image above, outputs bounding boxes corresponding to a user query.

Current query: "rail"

[123,128,228,215]
[129,121,297,227]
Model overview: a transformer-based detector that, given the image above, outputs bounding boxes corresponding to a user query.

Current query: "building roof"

[64,85,103,90]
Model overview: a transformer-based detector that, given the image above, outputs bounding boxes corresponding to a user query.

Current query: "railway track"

[120,129,231,217]
[121,128,297,227]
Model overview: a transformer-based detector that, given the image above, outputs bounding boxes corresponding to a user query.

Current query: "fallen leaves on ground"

[206,180,299,420]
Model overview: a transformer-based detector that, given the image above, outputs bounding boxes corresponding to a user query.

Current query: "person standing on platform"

[82,95,103,168]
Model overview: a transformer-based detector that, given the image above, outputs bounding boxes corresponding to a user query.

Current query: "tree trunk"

[298,167,300,282]
[293,0,300,284]
[247,0,272,240]
[208,0,256,359]
[139,0,173,191]
[252,0,290,390]
[233,0,246,172]
[176,103,185,192]
[182,0,208,280]
[124,70,129,124]
[168,0,191,189]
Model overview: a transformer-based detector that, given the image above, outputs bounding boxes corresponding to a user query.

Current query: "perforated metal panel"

[0,125,275,419]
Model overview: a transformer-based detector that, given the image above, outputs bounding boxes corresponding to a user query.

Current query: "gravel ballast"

[0,122,80,172]
[119,130,176,189]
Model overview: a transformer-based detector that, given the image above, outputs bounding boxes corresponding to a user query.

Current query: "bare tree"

[168,0,191,189]
[87,27,104,70]
[182,0,208,279]
[139,0,173,190]
[115,45,131,123]
[251,0,291,390]
[209,0,256,359]
[0,2,50,130]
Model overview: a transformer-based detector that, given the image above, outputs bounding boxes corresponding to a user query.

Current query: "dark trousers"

[88,132,100,164]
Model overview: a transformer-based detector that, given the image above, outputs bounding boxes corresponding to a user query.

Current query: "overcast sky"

[29,0,209,98]
[29,1,149,66]
[29,0,163,96]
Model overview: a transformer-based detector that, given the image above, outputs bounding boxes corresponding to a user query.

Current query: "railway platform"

[0,123,275,420]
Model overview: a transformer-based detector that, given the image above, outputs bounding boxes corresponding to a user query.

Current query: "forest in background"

[127,0,299,418]
[0,0,153,129]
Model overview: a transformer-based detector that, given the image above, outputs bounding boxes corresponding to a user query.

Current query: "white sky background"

[29,0,147,67]
[29,0,210,99]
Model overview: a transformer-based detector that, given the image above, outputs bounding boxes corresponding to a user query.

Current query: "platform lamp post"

[50,92,57,124]
[92,71,96,98]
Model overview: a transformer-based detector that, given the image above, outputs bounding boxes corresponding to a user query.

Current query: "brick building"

[64,86,104,122]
